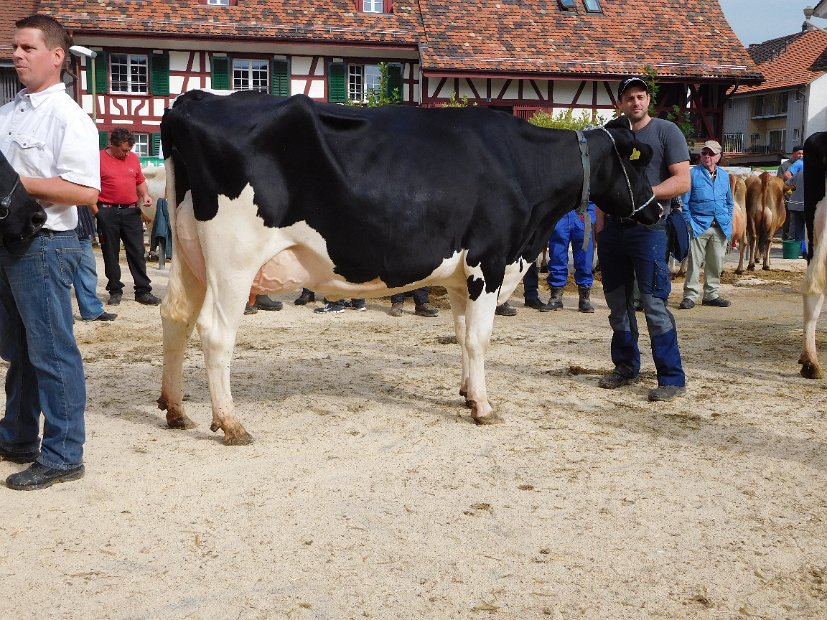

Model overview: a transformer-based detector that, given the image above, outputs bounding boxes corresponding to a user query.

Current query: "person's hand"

[142,195,153,207]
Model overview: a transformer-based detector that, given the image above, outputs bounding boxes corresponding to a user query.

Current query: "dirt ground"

[1,244,825,620]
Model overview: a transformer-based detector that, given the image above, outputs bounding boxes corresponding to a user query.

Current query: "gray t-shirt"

[788,166,804,212]
[631,117,690,215]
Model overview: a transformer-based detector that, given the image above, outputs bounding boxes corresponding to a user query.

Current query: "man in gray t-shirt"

[596,76,691,402]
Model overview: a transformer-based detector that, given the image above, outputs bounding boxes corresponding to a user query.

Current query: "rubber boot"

[547,286,564,310]
[578,286,594,313]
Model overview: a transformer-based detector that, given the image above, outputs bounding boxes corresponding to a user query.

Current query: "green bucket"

[782,239,801,259]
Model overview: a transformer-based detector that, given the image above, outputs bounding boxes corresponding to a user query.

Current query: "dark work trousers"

[96,205,152,296]
[390,287,429,306]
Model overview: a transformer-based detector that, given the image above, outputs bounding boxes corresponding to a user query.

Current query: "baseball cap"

[701,140,722,155]
[617,76,649,99]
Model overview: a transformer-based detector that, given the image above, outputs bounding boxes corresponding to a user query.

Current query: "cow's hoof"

[472,412,503,425]
[464,399,474,409]
[223,431,254,446]
[762,266,770,271]
[167,413,196,429]
[747,265,755,271]
[734,268,743,275]
[799,362,823,380]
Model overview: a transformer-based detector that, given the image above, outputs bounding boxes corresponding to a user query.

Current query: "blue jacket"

[681,164,734,239]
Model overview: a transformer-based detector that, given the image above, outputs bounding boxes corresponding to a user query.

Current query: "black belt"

[98,202,136,209]
[36,229,76,237]
[606,214,638,226]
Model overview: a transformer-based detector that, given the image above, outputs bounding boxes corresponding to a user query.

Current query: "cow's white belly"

[174,187,473,299]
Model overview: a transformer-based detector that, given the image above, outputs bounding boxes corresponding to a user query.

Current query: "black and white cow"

[800,131,827,378]
[0,151,47,245]
[158,91,660,443]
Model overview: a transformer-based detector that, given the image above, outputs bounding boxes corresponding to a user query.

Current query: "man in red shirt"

[94,128,160,305]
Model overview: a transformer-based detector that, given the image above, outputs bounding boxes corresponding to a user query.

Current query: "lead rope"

[575,130,591,252]
[0,176,19,220]
[596,125,656,216]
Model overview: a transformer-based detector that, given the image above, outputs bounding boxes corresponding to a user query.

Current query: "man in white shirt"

[0,15,100,490]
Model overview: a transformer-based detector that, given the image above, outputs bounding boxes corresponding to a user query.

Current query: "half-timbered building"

[20,1,761,159]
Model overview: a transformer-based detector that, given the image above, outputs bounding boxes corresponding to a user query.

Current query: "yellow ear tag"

[630,148,641,161]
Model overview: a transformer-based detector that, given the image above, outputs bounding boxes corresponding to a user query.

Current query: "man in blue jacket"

[678,140,734,309]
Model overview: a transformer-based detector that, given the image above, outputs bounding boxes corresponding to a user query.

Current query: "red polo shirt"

[98,149,145,204]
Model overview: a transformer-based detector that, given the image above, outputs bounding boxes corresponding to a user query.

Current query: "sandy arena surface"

[0,245,825,619]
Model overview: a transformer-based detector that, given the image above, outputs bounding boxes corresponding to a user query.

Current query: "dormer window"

[558,0,576,10]
[202,0,237,6]
[583,0,602,13]
[360,0,392,13]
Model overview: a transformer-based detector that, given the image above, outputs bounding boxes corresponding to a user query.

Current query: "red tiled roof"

[739,29,827,93]
[0,2,40,55]
[38,1,423,47]
[34,0,761,82]
[416,0,760,80]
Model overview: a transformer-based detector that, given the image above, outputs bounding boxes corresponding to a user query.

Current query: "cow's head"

[586,117,660,225]
[0,151,46,243]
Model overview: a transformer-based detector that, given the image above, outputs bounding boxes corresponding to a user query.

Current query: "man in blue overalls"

[523,201,597,313]
[596,76,691,402]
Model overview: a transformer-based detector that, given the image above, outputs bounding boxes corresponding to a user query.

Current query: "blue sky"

[718,0,825,45]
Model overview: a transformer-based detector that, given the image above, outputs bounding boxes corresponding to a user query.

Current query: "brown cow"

[745,172,786,270]
[730,175,748,273]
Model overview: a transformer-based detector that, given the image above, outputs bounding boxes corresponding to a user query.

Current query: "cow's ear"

[604,116,632,132]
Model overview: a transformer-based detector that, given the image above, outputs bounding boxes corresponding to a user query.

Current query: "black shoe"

[634,300,643,312]
[598,371,640,389]
[6,462,85,491]
[351,300,367,312]
[495,302,517,317]
[315,301,346,314]
[678,298,695,310]
[648,385,686,402]
[0,444,39,464]
[294,290,315,305]
[135,292,161,305]
[414,303,439,317]
[702,297,731,307]
[525,298,552,312]
[244,303,258,315]
[93,311,117,321]
[254,295,283,311]
[107,292,122,306]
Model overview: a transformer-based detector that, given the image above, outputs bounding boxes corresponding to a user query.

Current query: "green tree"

[527,108,602,130]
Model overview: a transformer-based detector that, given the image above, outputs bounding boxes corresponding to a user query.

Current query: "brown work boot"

[414,303,438,317]
[389,302,404,317]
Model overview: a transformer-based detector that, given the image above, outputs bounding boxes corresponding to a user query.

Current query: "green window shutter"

[150,53,170,96]
[151,133,162,157]
[328,62,346,103]
[211,56,230,90]
[98,130,109,150]
[93,51,108,94]
[387,63,403,101]
[271,58,290,97]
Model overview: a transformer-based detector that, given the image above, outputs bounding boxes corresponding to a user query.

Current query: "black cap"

[617,76,650,99]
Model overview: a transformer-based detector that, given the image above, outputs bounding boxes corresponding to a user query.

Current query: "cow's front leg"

[197,287,253,445]
[446,288,471,407]
[463,291,498,424]
[800,291,824,379]
[159,240,205,430]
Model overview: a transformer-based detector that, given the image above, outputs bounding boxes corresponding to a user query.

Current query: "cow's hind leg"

[446,287,472,407]
[159,242,205,430]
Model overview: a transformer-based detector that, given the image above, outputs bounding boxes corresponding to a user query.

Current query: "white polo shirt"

[0,82,100,231]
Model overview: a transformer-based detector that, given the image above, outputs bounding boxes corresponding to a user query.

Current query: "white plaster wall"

[806,74,827,136]
[554,81,579,106]
[169,51,191,72]
[291,56,314,75]
[307,80,325,99]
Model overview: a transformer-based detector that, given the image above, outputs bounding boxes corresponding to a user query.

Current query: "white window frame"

[206,0,229,4]
[110,53,148,95]
[348,64,382,102]
[232,58,269,93]
[362,0,383,13]
[132,133,150,158]
[583,0,602,12]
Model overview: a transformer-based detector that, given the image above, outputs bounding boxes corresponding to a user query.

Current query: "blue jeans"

[0,231,86,469]
[73,236,105,320]
[598,218,685,387]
